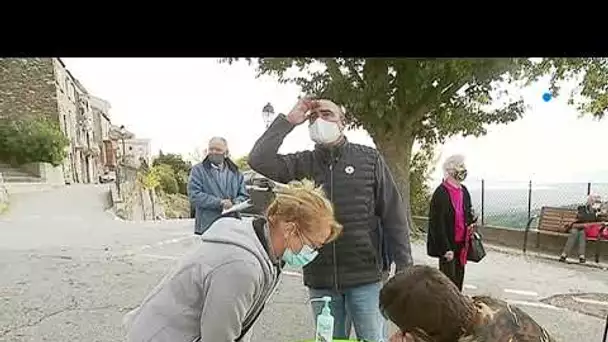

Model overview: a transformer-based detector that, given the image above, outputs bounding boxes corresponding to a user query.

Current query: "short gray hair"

[442,154,466,177]
[587,194,601,205]
[208,136,228,147]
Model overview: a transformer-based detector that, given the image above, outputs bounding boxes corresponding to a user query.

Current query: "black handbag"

[467,231,486,263]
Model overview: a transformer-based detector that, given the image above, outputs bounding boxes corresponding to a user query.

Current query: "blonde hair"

[266,179,343,243]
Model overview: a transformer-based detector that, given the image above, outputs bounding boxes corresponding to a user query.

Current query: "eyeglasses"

[298,231,323,251]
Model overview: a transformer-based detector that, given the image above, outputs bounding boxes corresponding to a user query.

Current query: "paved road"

[1,185,607,341]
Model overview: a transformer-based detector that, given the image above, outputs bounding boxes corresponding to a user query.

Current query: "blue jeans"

[345,314,389,342]
[345,271,390,340]
[309,282,387,342]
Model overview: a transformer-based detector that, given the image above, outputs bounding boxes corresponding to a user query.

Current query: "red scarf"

[443,180,470,265]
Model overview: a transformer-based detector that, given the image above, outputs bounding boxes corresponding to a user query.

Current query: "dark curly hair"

[379,265,477,342]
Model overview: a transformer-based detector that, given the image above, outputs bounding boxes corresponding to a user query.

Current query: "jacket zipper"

[329,150,339,292]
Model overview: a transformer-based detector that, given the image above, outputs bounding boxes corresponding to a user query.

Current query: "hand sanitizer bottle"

[311,296,334,342]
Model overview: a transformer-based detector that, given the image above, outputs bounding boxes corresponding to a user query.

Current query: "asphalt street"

[0,185,607,341]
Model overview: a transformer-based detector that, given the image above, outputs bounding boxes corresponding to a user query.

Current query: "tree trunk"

[373,132,420,234]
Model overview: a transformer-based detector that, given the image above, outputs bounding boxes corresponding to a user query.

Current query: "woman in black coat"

[426,155,477,291]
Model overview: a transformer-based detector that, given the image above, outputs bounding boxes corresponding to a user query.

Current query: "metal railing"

[468,180,608,230]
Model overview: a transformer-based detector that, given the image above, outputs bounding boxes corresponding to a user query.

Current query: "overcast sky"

[62,58,608,184]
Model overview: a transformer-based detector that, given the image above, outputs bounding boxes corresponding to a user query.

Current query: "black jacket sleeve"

[428,186,451,257]
[463,186,475,226]
[248,114,312,183]
[374,154,413,271]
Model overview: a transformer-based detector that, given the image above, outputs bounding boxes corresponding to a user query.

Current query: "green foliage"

[176,170,189,195]
[221,58,608,230]
[138,165,162,190]
[222,57,608,144]
[521,58,608,119]
[409,145,437,216]
[234,155,250,171]
[153,150,192,174]
[222,58,533,143]
[159,193,191,219]
[156,164,180,194]
[0,117,69,166]
[152,151,192,195]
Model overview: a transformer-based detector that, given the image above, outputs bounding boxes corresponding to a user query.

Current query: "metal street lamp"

[262,103,275,129]
[119,125,127,162]
[115,125,128,200]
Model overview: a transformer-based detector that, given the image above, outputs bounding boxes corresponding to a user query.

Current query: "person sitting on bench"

[559,194,603,264]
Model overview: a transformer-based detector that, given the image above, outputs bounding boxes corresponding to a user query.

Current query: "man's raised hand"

[286,97,317,125]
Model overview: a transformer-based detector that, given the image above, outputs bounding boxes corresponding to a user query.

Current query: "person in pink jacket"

[426,155,477,291]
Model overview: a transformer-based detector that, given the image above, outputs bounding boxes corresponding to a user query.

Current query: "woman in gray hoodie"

[124,179,343,342]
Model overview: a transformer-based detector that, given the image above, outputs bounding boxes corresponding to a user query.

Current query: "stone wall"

[111,164,164,221]
[0,173,8,213]
[21,162,65,185]
[0,58,59,120]
[53,58,83,184]
[412,216,608,261]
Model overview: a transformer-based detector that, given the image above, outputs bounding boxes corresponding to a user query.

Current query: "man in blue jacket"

[188,137,249,235]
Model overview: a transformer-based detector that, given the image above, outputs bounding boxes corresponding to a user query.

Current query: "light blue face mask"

[282,244,319,268]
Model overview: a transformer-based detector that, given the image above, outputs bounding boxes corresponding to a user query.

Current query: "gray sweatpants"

[562,229,586,256]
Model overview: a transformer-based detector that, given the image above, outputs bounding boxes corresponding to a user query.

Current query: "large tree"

[221,58,608,229]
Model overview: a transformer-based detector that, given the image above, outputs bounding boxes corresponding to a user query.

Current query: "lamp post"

[262,103,275,129]
[119,125,127,161]
[115,125,128,199]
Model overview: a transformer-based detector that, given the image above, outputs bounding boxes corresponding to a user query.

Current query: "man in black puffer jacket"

[248,98,413,342]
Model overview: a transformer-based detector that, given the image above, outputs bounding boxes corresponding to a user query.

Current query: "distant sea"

[428,179,608,229]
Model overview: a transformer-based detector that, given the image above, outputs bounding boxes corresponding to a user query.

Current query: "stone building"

[108,125,136,167]
[89,95,114,173]
[53,59,105,184]
[0,58,118,184]
[0,58,58,121]
[118,138,152,167]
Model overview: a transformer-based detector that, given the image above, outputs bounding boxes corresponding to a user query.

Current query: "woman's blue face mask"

[282,244,318,268]
[281,230,319,268]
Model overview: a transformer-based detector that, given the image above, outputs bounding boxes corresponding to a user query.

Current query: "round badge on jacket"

[345,166,355,174]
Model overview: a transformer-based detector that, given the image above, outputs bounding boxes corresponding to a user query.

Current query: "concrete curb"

[105,208,194,224]
[0,201,8,215]
[485,243,608,270]
[0,173,9,215]
[105,208,128,222]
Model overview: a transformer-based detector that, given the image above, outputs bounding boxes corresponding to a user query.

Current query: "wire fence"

[465,180,608,229]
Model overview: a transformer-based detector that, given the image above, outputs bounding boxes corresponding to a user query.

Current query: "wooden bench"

[537,206,578,235]
[525,206,606,263]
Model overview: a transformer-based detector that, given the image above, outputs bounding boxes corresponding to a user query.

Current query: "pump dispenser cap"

[310,296,332,315]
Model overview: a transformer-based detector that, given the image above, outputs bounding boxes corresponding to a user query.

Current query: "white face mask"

[309,119,341,145]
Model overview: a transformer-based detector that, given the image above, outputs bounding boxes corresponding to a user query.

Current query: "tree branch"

[412,78,468,121]
[344,59,365,88]
[325,59,347,85]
